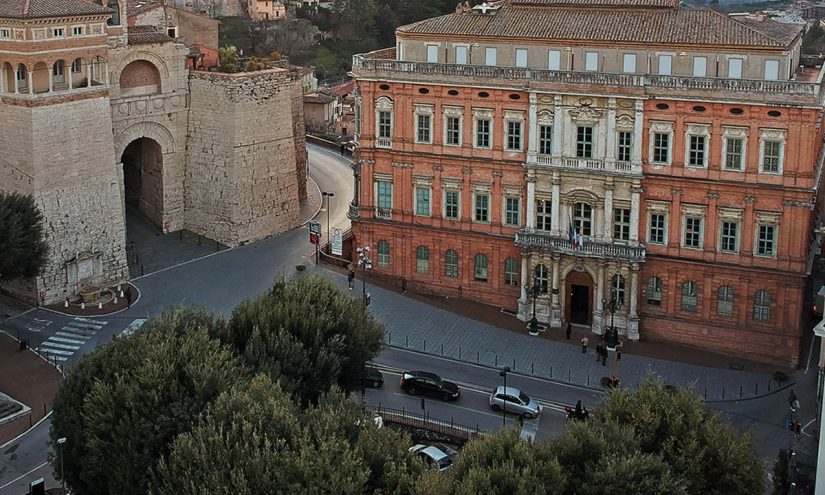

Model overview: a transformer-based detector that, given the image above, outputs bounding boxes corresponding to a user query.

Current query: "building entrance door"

[565,270,593,325]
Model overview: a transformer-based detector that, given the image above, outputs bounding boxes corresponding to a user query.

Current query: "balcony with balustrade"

[527,152,643,176]
[515,230,646,262]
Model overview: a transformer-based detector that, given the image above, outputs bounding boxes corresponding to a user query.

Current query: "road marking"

[66,321,104,331]
[75,317,108,325]
[60,326,97,336]
[390,392,512,421]
[0,461,50,491]
[47,336,85,345]
[39,341,80,351]
[36,347,74,355]
[121,318,148,337]
[54,331,90,340]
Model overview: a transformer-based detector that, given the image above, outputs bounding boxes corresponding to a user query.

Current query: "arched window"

[754,290,771,321]
[376,240,389,267]
[444,249,458,278]
[611,274,626,305]
[504,257,518,286]
[16,64,26,90]
[646,276,662,306]
[415,245,429,274]
[71,58,82,74]
[107,0,121,26]
[717,285,734,316]
[573,202,592,236]
[681,281,697,312]
[534,264,548,294]
[474,253,488,282]
[52,60,65,84]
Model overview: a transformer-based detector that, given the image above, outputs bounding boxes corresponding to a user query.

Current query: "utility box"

[29,478,44,495]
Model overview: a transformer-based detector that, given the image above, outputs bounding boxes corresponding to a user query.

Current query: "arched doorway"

[121,137,163,229]
[565,270,594,325]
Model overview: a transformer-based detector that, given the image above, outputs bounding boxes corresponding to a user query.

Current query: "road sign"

[309,220,321,235]
[331,228,343,256]
[310,232,320,245]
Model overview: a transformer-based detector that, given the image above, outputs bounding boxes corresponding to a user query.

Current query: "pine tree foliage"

[0,191,48,282]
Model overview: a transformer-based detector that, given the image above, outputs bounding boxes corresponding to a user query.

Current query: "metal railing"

[515,230,646,261]
[370,404,487,441]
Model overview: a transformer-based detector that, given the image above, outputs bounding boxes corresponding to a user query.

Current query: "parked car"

[400,370,460,401]
[489,386,542,419]
[409,444,453,472]
[364,366,384,388]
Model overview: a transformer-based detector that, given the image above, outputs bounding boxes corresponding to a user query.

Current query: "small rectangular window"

[684,217,702,248]
[415,187,431,216]
[728,58,743,79]
[613,208,631,241]
[687,135,706,167]
[416,114,431,144]
[764,60,780,80]
[485,47,497,66]
[475,193,489,222]
[445,116,461,146]
[652,133,670,164]
[539,125,553,155]
[73,26,84,36]
[692,56,707,77]
[377,111,392,139]
[585,52,598,71]
[762,141,782,173]
[505,197,520,226]
[71,59,81,73]
[53,28,65,38]
[548,50,561,70]
[515,48,528,68]
[617,131,632,162]
[426,45,438,63]
[376,181,392,210]
[475,119,491,148]
[444,190,460,220]
[506,121,522,151]
[658,54,672,75]
[0,29,10,39]
[757,224,776,257]
[649,213,666,244]
[720,221,739,253]
[622,53,636,73]
[536,200,552,231]
[724,138,743,170]
[576,126,593,159]
[455,45,468,64]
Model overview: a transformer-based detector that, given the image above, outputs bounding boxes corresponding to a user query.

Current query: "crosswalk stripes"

[37,317,109,362]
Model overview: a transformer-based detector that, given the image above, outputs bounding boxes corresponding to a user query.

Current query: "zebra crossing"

[36,317,108,362]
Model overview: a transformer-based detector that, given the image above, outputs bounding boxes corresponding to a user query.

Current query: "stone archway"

[121,137,164,229]
[565,269,594,325]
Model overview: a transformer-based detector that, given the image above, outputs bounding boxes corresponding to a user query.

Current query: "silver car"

[489,386,542,419]
[409,444,453,472]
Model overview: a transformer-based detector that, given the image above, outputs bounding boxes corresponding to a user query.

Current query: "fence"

[370,404,487,442]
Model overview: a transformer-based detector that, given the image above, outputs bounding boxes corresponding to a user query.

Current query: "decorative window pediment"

[615,114,635,130]
[722,126,748,138]
[442,177,462,190]
[413,175,433,187]
[755,210,781,224]
[718,207,743,221]
[502,183,522,195]
[472,180,493,193]
[473,108,494,119]
[443,106,463,116]
[537,109,554,126]
[504,110,525,121]
[414,104,434,115]
[650,120,674,133]
[569,106,602,123]
[375,96,393,110]
[646,200,670,213]
[682,203,707,217]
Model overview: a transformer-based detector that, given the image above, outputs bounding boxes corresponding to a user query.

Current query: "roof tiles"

[0,0,112,19]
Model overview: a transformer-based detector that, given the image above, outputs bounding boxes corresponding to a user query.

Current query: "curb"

[37,284,141,318]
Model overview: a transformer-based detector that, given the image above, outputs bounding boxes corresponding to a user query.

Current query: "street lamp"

[322,192,334,253]
[57,437,67,490]
[356,246,371,306]
[528,274,541,336]
[601,279,623,384]
[499,366,511,427]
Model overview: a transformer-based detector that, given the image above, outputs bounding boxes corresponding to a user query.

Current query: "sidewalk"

[318,265,795,402]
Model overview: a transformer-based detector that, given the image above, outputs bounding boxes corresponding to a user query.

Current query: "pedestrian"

[125,287,132,309]
[574,400,583,419]
[401,276,407,294]
[565,322,572,340]
[347,267,355,290]
[601,346,607,366]
[582,406,590,420]
[340,142,346,156]
[789,389,798,410]
[595,343,603,363]
[581,336,589,353]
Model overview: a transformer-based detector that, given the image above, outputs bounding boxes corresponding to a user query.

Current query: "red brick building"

[350,0,824,366]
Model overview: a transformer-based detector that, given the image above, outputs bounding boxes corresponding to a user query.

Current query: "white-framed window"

[455,45,468,65]
[504,196,520,227]
[72,26,84,36]
[648,210,668,245]
[485,47,497,66]
[52,27,65,38]
[443,107,462,146]
[685,124,709,168]
[377,240,390,267]
[534,264,549,294]
[692,56,707,77]
[375,178,393,219]
[753,290,771,321]
[573,202,592,236]
[377,111,392,139]
[515,48,528,68]
[719,220,739,253]
[474,253,488,282]
[764,60,780,81]
[646,276,662,305]
[474,192,490,222]
[397,41,404,61]
[649,121,673,166]
[375,96,393,148]
[760,130,785,174]
[414,104,433,144]
[52,60,65,84]
[683,215,703,249]
[504,257,519,287]
[71,58,82,73]
[728,57,743,78]
[617,131,632,162]
[445,249,459,278]
[756,221,777,258]
[539,125,553,155]
[585,51,598,71]
[681,281,698,312]
[548,50,561,70]
[414,186,431,216]
[658,54,672,75]
[16,64,26,90]
[536,199,552,231]
[611,274,626,305]
[444,189,460,220]
[613,208,630,242]
[576,126,594,159]
[426,44,438,63]
[0,28,10,39]
[416,246,430,274]
[475,117,491,148]
[506,120,523,151]
[717,286,734,317]
[622,53,636,73]
[722,127,747,171]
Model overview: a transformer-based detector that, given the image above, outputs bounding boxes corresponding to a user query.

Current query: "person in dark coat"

[125,287,132,309]
[565,322,572,340]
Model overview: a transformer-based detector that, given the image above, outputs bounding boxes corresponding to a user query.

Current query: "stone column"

[630,180,641,244]
[520,256,528,301]
[593,261,607,335]
[0,66,5,93]
[27,68,32,94]
[604,178,614,243]
[14,66,19,94]
[633,100,644,163]
[47,65,53,93]
[594,202,604,240]
[551,254,560,306]
[87,60,92,87]
[528,92,538,154]
[526,174,536,230]
[551,171,561,235]
[606,98,617,161]
[68,61,73,89]
[105,62,110,84]
[627,262,640,339]
[552,95,563,157]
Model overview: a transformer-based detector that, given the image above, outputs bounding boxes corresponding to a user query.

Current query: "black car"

[364,366,384,388]
[400,371,460,401]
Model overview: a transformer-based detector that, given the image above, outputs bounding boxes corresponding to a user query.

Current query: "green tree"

[0,191,48,282]
[216,275,385,404]
[50,308,246,494]
[219,46,239,72]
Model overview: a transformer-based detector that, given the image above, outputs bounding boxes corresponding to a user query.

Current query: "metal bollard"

[405,336,408,348]
[423,339,426,351]
[459,347,462,359]
[704,388,707,399]
[141,265,144,276]
[722,387,725,399]
[739,385,742,398]
[495,355,498,367]
[568,369,571,382]
[441,343,443,355]
[477,351,480,363]
[531,362,534,374]
[755,383,758,395]
[512,358,516,370]
[587,374,590,386]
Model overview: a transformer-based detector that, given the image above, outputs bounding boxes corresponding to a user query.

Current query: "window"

[474,193,489,222]
[416,246,430,274]
[757,224,776,257]
[536,200,552,231]
[576,126,593,159]
[539,125,553,155]
[445,116,461,146]
[548,50,561,70]
[426,44,438,63]
[761,140,782,173]
[107,0,121,25]
[377,240,390,267]
[764,60,779,80]
[687,134,707,167]
[611,274,626,305]
[455,45,468,64]
[613,208,630,242]
[753,290,770,321]
[475,118,491,148]
[652,132,670,164]
[504,196,520,226]
[52,61,65,84]
[658,54,672,75]
[692,56,707,77]
[474,254,488,282]
[397,41,404,60]
[515,48,528,68]
[646,277,662,305]
[506,120,522,151]
[416,114,431,144]
[724,137,744,170]
[622,53,636,73]
[585,52,598,71]
[573,202,592,236]
[728,58,743,79]
[534,264,549,294]
[617,131,632,162]
[377,111,392,139]
[53,28,65,38]
[415,187,431,216]
[649,212,667,244]
[504,257,518,286]
[681,281,697,311]
[376,180,392,210]
[717,286,734,316]
[15,64,25,89]
[0,28,10,39]
[720,221,739,253]
[684,216,702,248]
[444,190,460,220]
[71,58,82,74]
[445,249,458,278]
[485,47,497,66]
[73,26,84,36]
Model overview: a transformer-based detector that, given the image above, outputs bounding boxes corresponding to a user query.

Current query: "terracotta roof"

[0,0,112,19]
[128,25,173,45]
[329,80,356,96]
[732,16,803,46]
[511,0,679,7]
[304,92,336,104]
[398,5,797,48]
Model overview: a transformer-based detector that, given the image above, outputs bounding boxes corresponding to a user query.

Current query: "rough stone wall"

[185,68,305,245]
[290,69,308,200]
[130,7,167,30]
[0,103,35,196]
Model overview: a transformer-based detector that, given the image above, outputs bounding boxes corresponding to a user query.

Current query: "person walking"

[601,346,607,366]
[789,389,800,411]
[347,267,355,290]
[581,336,589,353]
[595,343,603,363]
[565,322,572,340]
[125,287,132,309]
[340,142,346,156]
[574,400,583,420]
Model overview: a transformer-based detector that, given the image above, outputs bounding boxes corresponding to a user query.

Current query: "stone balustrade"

[515,230,646,262]
[528,153,642,176]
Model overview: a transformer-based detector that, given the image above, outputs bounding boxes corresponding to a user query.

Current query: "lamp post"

[356,246,371,306]
[57,437,67,490]
[499,366,511,427]
[601,280,623,383]
[528,274,541,336]
[322,192,334,253]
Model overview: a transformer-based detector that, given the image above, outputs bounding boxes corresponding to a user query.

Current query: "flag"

[577,228,585,249]
[568,219,575,248]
